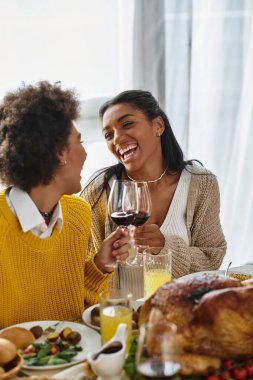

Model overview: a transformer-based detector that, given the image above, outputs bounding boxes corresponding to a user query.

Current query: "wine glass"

[136,320,181,379]
[126,181,152,267]
[107,180,139,268]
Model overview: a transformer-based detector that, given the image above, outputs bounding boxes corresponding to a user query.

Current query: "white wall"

[0,0,133,101]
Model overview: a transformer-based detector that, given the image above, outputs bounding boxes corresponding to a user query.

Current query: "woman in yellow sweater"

[0,81,130,329]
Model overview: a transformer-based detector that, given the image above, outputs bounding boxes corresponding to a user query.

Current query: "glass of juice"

[99,289,133,351]
[143,248,172,299]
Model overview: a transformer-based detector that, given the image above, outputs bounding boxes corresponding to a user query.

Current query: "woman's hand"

[134,223,165,247]
[94,227,130,273]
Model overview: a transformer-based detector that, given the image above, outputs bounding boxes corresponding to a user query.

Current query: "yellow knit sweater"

[0,190,110,329]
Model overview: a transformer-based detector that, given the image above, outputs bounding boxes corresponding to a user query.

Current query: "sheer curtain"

[188,1,253,267]
[222,3,253,266]
[133,0,253,267]
[133,0,166,108]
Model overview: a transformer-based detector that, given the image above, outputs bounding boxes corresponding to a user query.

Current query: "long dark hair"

[82,90,199,206]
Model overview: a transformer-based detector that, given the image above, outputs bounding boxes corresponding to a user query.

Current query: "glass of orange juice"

[143,248,172,299]
[99,289,132,351]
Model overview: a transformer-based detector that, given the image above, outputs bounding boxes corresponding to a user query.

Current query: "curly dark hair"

[0,81,80,191]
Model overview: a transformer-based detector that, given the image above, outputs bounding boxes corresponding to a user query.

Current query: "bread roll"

[0,337,17,366]
[0,327,35,349]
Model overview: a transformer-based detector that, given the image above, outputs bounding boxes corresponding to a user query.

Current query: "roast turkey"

[139,274,253,375]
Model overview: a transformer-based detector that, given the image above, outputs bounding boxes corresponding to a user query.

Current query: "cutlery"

[43,316,82,335]
[224,261,232,277]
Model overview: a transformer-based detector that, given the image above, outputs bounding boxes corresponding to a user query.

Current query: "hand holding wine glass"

[94,227,130,272]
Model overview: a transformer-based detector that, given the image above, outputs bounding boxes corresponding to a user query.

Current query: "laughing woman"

[81,90,227,299]
[0,82,130,328]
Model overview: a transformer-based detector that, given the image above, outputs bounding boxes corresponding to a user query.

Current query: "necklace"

[38,208,55,219]
[126,167,167,184]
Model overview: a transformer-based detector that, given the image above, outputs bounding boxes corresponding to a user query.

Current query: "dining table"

[15,360,130,380]
[12,264,253,380]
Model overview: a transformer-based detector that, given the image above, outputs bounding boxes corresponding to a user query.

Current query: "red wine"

[132,211,150,226]
[137,360,180,379]
[110,211,136,226]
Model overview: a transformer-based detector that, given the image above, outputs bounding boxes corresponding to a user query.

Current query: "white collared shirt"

[6,187,63,238]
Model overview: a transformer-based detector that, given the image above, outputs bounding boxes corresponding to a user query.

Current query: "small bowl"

[0,354,23,380]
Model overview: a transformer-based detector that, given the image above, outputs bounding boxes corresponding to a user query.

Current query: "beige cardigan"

[81,165,227,298]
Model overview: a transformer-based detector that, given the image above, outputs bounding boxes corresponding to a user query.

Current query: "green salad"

[21,339,83,366]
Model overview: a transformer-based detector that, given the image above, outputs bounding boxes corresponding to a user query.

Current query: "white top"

[6,187,63,238]
[160,168,191,245]
[114,169,191,299]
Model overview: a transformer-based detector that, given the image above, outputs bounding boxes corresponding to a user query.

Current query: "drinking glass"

[126,244,149,267]
[143,248,172,299]
[126,182,152,267]
[136,320,181,379]
[106,180,138,268]
[108,180,138,228]
[99,289,133,352]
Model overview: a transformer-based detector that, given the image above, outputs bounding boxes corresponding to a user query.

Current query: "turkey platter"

[139,274,253,375]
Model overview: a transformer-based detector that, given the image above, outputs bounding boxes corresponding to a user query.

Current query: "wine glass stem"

[128,225,136,256]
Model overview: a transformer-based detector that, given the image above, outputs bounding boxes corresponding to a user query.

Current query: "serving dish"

[0,353,23,380]
[2,321,101,371]
[181,270,224,279]
[181,267,253,281]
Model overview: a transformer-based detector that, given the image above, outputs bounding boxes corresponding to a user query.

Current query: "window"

[0,0,134,100]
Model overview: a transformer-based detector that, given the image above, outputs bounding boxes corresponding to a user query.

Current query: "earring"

[61,159,67,166]
[156,132,161,137]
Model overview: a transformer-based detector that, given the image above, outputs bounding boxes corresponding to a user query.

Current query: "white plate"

[82,304,100,331]
[3,320,101,371]
[82,300,144,332]
[181,270,225,280]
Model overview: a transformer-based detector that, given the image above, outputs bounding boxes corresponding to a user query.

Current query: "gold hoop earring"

[61,159,67,166]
